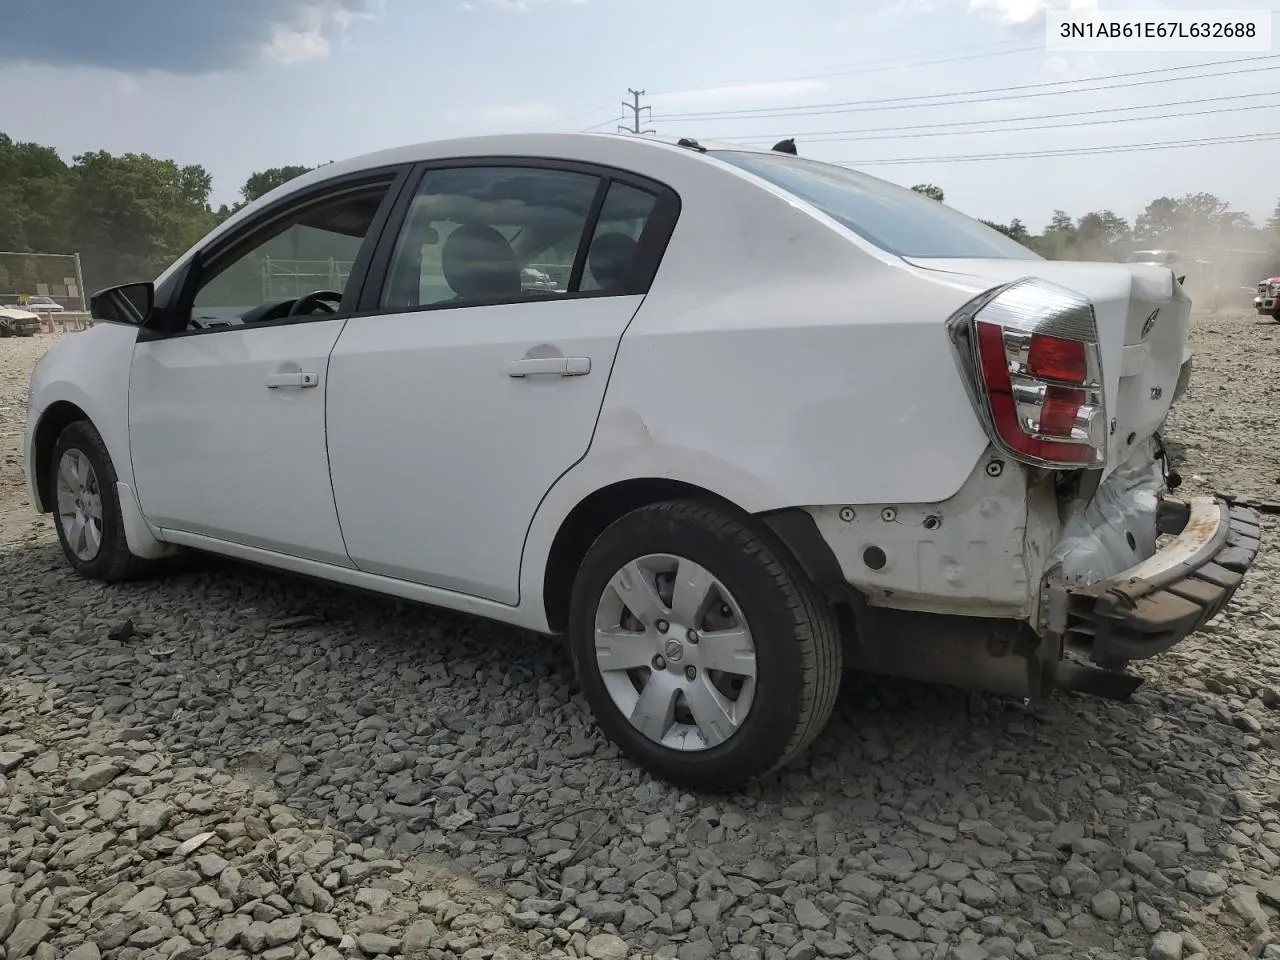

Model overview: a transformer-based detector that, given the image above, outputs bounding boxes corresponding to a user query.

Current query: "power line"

[533,39,1043,138]
[511,0,1279,136]
[834,131,1280,166]
[720,93,1280,145]
[582,115,623,133]
[648,37,1042,96]
[619,89,655,135]
[519,102,618,133]
[650,54,1280,122]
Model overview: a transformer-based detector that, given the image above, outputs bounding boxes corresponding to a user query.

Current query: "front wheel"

[568,500,842,792]
[50,420,155,582]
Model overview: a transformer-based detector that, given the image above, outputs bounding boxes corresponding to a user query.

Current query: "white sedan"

[23,295,64,312]
[25,133,1259,790]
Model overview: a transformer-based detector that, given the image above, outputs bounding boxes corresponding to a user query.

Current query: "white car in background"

[23,295,64,312]
[1257,275,1279,319]
[23,133,1261,790]
[0,306,42,337]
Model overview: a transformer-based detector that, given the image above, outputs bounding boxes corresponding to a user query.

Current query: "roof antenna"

[772,138,797,155]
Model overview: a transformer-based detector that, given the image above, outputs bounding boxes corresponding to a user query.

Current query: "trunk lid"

[906,257,1192,478]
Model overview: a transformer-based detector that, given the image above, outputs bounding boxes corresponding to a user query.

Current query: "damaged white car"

[24,133,1261,791]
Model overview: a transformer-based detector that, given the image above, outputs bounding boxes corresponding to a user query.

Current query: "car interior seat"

[588,232,637,292]
[441,223,523,301]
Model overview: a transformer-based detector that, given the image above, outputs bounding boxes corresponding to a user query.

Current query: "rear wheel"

[567,499,842,792]
[50,420,155,582]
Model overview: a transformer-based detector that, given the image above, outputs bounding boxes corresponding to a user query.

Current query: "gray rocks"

[838,873,883,901]
[1137,902,1162,934]
[1149,932,1183,960]
[583,900,628,925]
[587,934,629,959]
[1185,871,1227,897]
[1091,889,1122,920]
[5,920,52,960]
[794,900,828,930]
[1,316,1278,960]
[868,915,924,940]
[136,801,176,839]
[960,878,999,908]
[68,761,123,791]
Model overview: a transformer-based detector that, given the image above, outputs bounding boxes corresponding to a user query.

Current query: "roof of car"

[291,132,780,194]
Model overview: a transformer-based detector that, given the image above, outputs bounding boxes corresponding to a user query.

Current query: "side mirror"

[90,281,154,326]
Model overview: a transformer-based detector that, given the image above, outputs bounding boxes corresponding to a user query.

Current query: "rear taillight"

[948,278,1106,469]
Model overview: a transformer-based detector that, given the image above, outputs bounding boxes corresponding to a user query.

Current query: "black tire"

[567,499,842,792]
[50,420,156,582]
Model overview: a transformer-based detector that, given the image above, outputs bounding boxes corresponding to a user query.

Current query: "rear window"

[710,150,1041,261]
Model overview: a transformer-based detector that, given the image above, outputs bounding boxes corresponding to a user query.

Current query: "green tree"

[911,183,944,203]
[1134,192,1252,240]
[66,151,218,290]
[240,165,314,204]
[1075,210,1130,251]
[1033,209,1078,259]
[979,218,1031,244]
[0,133,71,253]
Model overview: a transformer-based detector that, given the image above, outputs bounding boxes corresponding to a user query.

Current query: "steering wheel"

[288,290,343,317]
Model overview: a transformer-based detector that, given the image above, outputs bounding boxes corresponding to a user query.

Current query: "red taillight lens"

[1027,334,1087,384]
[966,289,1104,469]
[1039,385,1086,437]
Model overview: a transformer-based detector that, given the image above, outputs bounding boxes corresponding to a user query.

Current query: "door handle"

[265,371,318,389]
[506,357,591,378]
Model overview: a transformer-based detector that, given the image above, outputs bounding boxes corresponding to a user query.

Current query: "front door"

[326,162,674,604]
[129,174,401,565]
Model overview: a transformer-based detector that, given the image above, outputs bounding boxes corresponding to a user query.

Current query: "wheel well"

[542,479,745,633]
[32,401,90,512]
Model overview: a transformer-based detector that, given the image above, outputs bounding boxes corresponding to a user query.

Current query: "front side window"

[188,181,392,330]
[710,151,1041,261]
[381,166,603,309]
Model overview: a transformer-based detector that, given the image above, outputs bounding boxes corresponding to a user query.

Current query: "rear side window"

[382,166,602,309]
[710,151,1041,261]
[581,182,659,293]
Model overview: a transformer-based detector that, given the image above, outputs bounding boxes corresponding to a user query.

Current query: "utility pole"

[619,88,655,135]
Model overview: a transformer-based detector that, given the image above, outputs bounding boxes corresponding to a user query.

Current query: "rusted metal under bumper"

[1059,496,1262,667]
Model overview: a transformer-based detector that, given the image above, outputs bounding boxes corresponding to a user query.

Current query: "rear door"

[326,160,679,604]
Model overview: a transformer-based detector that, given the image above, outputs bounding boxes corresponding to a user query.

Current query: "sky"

[0,0,1277,233]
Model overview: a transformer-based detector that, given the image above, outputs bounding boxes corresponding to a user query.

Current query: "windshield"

[710,150,1041,261]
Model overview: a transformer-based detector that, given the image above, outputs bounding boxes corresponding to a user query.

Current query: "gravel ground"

[1,311,1279,960]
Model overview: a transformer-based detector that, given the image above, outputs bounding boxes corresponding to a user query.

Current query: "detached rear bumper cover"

[1064,497,1261,662]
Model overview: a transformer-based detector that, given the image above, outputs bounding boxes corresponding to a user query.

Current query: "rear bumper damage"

[1047,494,1262,697]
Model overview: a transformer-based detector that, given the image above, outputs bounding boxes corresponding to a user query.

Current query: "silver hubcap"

[594,554,758,751]
[55,449,104,562]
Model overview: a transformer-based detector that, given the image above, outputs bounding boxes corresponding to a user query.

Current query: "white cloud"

[262,0,382,64]
[650,79,825,110]
[967,0,1096,24]
[1039,52,1098,82]
[463,0,591,10]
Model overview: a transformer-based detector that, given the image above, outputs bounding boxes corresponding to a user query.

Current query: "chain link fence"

[0,251,90,331]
